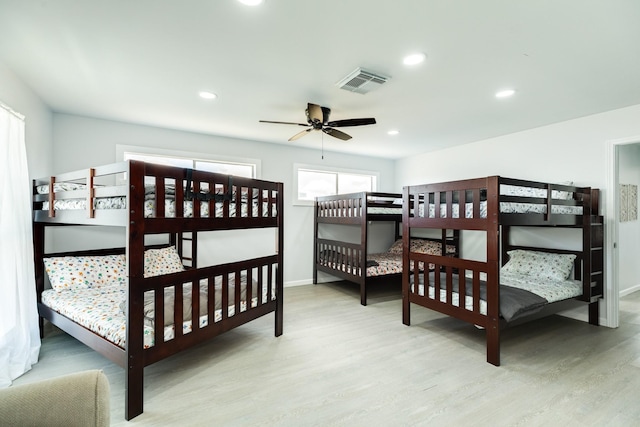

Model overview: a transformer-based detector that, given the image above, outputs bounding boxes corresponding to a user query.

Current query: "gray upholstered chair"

[0,370,110,426]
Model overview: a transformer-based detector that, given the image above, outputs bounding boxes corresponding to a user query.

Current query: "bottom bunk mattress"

[319,239,458,277]
[410,271,582,322]
[41,278,274,349]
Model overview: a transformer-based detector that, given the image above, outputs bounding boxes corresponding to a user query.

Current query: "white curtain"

[0,102,41,387]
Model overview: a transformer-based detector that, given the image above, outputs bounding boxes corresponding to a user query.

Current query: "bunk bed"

[32,160,284,420]
[314,191,458,305]
[402,176,604,366]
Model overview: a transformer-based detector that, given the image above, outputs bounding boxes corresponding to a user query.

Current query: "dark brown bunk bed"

[402,176,603,366]
[314,191,458,305]
[32,160,284,420]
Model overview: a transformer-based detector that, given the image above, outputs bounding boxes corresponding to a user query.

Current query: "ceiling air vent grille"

[336,68,388,94]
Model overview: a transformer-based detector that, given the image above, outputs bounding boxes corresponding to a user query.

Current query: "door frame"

[606,135,640,328]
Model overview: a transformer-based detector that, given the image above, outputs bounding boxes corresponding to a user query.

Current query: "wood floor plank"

[12,282,640,426]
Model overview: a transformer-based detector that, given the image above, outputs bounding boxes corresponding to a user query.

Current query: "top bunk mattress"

[421,200,582,218]
[35,183,277,218]
[415,183,584,219]
[315,193,403,218]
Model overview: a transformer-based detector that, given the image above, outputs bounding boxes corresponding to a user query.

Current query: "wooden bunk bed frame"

[313,191,458,305]
[402,176,603,366]
[32,160,284,420]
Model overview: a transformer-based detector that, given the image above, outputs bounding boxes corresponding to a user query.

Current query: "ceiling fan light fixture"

[237,0,264,6]
[260,102,376,142]
[388,130,400,135]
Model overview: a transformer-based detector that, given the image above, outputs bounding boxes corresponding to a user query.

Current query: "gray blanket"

[414,272,548,322]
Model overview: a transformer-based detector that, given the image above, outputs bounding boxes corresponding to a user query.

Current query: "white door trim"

[605,135,640,328]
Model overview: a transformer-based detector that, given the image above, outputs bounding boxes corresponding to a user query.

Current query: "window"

[117,145,259,181]
[294,163,378,205]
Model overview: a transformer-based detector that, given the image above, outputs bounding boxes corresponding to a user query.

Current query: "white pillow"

[44,254,127,292]
[502,249,576,281]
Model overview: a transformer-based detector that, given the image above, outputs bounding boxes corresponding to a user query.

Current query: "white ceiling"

[1,0,640,159]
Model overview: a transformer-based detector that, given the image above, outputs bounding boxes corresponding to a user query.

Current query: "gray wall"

[50,113,396,286]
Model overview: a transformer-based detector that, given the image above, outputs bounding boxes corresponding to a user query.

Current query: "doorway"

[606,136,640,328]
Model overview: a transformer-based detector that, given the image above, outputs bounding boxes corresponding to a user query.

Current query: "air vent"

[336,68,388,94]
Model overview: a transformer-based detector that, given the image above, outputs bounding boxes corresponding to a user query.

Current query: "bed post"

[402,186,411,326]
[313,197,319,285]
[360,192,368,306]
[125,160,145,420]
[32,220,45,337]
[275,182,284,337]
[486,176,501,366]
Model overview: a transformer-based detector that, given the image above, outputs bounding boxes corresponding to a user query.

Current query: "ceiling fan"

[259,102,376,141]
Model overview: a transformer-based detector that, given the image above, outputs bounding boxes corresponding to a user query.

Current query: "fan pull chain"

[322,132,324,160]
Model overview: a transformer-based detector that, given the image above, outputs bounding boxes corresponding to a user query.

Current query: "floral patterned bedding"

[417,184,583,218]
[36,183,276,218]
[319,239,457,277]
[41,197,275,218]
[41,285,271,349]
[420,201,582,218]
[367,206,403,214]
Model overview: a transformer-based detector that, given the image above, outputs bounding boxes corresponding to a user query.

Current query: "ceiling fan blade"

[327,118,376,127]
[259,120,308,127]
[306,103,323,124]
[288,128,313,141]
[323,128,352,141]
[321,106,331,125]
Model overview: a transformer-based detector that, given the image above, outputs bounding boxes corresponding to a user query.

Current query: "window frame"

[293,162,379,206]
[115,145,261,183]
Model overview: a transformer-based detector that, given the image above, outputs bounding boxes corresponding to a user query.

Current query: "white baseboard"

[620,283,640,297]
[284,279,313,288]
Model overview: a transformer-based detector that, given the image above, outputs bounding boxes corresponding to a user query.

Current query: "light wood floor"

[14,282,640,426]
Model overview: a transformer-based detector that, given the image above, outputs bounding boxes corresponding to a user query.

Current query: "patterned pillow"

[144,246,185,278]
[501,183,574,200]
[35,182,86,194]
[44,254,127,292]
[387,238,452,255]
[502,249,576,281]
[411,239,444,255]
[387,239,404,254]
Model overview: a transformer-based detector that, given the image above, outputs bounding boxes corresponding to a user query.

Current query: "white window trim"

[293,162,380,206]
[115,144,261,182]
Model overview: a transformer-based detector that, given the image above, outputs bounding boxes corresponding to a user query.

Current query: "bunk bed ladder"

[175,232,197,269]
[589,215,604,325]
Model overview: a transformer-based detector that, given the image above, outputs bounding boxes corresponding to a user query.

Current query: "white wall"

[395,103,640,324]
[618,143,640,295]
[50,113,396,286]
[0,62,52,179]
[396,104,640,188]
[0,62,54,253]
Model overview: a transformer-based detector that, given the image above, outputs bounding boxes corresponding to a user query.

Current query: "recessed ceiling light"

[388,130,400,136]
[199,91,217,100]
[403,53,426,66]
[495,89,516,98]
[238,0,263,5]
